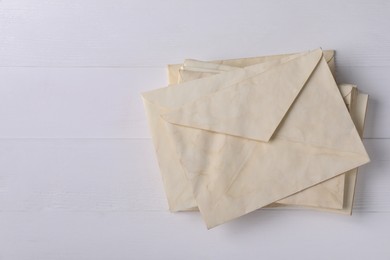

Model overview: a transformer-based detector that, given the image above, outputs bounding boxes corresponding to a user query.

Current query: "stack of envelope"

[142,49,370,229]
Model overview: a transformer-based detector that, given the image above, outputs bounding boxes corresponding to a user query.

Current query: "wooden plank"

[0,0,389,67]
[0,67,166,138]
[0,138,166,212]
[0,139,387,212]
[0,66,388,138]
[0,211,389,259]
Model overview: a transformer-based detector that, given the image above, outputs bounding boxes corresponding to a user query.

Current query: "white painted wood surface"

[0,0,389,259]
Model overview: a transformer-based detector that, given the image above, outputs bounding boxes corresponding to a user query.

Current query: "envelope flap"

[162,49,323,142]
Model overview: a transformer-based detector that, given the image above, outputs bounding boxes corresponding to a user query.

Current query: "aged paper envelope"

[168,50,335,85]
[169,52,368,213]
[144,51,313,212]
[176,58,368,212]
[143,49,369,228]
[335,85,369,214]
[176,56,346,210]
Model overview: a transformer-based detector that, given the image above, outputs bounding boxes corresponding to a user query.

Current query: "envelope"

[142,49,369,228]
[174,51,344,209]
[164,50,349,211]
[174,58,368,213]
[168,50,335,85]
[335,84,369,214]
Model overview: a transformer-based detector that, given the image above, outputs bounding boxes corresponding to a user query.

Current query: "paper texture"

[168,50,335,85]
[174,57,369,212]
[143,49,369,228]
[175,53,347,210]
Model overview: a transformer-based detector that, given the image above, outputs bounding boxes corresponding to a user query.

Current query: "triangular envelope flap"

[199,139,370,228]
[162,49,323,142]
[142,51,309,110]
[275,58,369,156]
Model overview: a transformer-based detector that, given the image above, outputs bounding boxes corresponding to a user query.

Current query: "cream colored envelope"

[168,50,335,85]
[145,51,314,212]
[176,57,347,211]
[336,85,368,214]
[176,59,368,213]
[143,49,369,228]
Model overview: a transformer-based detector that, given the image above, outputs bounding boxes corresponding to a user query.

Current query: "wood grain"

[0,211,389,259]
[0,0,389,67]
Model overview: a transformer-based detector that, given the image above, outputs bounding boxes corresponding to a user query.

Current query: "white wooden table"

[0,1,389,259]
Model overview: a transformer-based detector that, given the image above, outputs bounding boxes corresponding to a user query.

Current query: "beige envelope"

[336,85,368,214]
[143,49,369,228]
[145,51,314,212]
[176,57,348,210]
[168,50,335,85]
[176,59,369,213]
